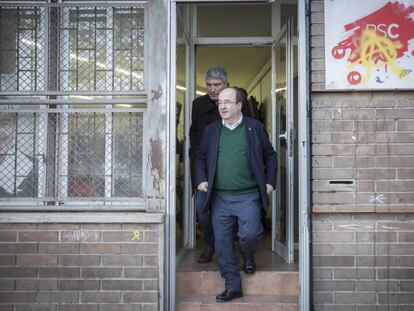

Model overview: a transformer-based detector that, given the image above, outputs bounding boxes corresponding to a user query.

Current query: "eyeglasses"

[217,101,238,107]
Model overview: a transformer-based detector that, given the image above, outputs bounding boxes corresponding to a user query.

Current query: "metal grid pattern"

[58,6,145,92]
[0,6,46,91]
[0,112,39,197]
[0,2,147,203]
[0,4,145,93]
[0,110,143,200]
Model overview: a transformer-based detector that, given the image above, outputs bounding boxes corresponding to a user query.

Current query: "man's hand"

[266,184,274,195]
[197,181,208,192]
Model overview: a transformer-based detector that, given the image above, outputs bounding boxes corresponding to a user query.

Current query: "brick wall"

[0,221,161,311]
[313,214,414,311]
[311,0,414,310]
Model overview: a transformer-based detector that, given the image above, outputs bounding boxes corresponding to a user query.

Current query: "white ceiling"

[195,46,271,93]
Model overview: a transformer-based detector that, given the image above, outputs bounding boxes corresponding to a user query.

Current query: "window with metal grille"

[58,6,145,92]
[0,7,46,90]
[0,3,146,204]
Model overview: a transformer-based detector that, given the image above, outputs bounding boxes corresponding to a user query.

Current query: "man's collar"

[222,114,243,130]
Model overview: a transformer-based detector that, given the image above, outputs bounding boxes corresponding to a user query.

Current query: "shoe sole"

[216,294,243,302]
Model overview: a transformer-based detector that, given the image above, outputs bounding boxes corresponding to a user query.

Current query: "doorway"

[175,0,299,264]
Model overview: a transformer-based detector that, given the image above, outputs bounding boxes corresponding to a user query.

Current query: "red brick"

[17,255,58,266]
[38,267,80,278]
[39,243,79,254]
[123,291,157,303]
[102,232,133,242]
[37,291,79,303]
[143,256,158,267]
[0,255,15,266]
[80,243,121,254]
[144,232,158,242]
[122,224,157,230]
[101,280,143,290]
[0,232,17,242]
[82,224,122,230]
[100,305,141,311]
[0,280,14,290]
[15,305,56,311]
[313,256,355,267]
[81,291,121,303]
[0,267,37,278]
[58,305,99,311]
[102,255,142,266]
[142,305,158,311]
[16,279,58,290]
[0,243,37,254]
[0,224,38,230]
[124,267,158,278]
[0,292,36,303]
[143,280,158,290]
[81,268,122,279]
[60,255,101,266]
[59,280,99,291]
[39,224,80,230]
[19,231,59,242]
[122,243,157,254]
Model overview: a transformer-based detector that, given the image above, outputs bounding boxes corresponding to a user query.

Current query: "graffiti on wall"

[325,1,414,89]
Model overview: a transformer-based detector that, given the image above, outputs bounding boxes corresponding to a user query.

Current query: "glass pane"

[177,4,185,40]
[67,113,106,198]
[0,7,46,92]
[197,4,272,37]
[281,4,298,36]
[61,112,143,198]
[0,112,39,198]
[176,44,186,252]
[58,6,145,92]
[275,40,287,245]
[113,113,143,197]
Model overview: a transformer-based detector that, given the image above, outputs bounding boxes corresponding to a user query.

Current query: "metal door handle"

[279,132,287,140]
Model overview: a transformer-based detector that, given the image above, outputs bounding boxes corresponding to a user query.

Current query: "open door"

[271,19,295,264]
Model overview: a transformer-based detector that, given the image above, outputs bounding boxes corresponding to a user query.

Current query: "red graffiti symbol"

[332,46,346,59]
[347,71,362,85]
[332,2,414,64]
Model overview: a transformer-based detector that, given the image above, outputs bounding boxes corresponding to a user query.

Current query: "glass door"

[271,20,295,264]
[175,4,193,259]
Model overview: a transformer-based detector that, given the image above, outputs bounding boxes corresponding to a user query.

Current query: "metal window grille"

[58,6,145,92]
[0,110,144,201]
[0,2,147,204]
[0,6,46,91]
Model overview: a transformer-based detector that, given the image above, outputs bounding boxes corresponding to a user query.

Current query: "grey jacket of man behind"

[194,116,277,213]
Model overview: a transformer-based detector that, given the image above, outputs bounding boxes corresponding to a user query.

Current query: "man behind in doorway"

[194,87,277,302]
[189,66,251,264]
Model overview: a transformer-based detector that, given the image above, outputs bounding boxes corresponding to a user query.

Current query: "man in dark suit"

[194,87,277,302]
[189,66,252,264]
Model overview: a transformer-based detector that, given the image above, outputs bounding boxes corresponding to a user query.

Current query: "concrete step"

[176,294,299,311]
[176,271,298,296]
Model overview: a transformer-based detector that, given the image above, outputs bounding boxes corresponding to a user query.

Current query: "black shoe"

[216,289,243,302]
[243,257,256,274]
[198,245,214,263]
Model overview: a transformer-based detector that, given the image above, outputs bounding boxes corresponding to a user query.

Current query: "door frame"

[167,1,311,310]
[271,20,295,264]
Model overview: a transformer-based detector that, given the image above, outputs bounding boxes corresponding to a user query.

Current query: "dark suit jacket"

[189,94,252,188]
[194,116,277,213]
